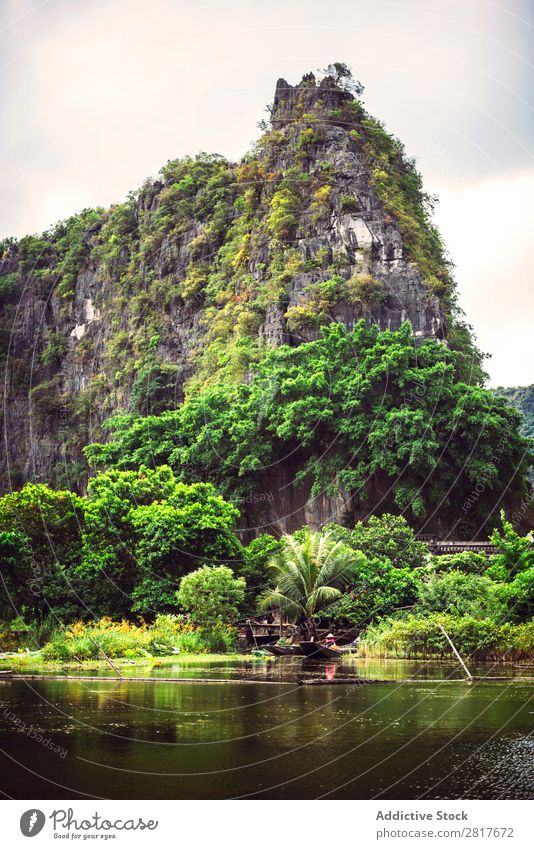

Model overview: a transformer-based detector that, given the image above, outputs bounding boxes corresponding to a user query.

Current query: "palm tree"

[258,528,362,639]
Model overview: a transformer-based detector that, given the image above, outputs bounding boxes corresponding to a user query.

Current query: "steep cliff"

[0,69,476,499]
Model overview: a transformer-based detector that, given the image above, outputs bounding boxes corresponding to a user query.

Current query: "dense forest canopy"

[86,321,531,536]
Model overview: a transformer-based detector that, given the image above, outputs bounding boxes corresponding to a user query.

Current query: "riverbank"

[0,652,253,674]
[2,651,533,679]
[0,615,242,661]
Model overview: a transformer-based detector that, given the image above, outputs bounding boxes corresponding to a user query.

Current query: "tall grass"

[38,616,239,660]
[358,613,534,661]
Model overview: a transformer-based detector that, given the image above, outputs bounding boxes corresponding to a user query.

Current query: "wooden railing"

[416,537,498,556]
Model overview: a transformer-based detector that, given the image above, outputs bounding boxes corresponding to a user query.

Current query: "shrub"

[39,615,237,660]
[314,245,331,268]
[346,274,386,306]
[29,376,63,427]
[430,551,488,574]
[346,514,430,571]
[130,357,179,415]
[310,185,332,220]
[330,558,419,627]
[267,187,300,239]
[284,304,319,335]
[198,623,239,653]
[0,272,18,304]
[296,128,320,151]
[416,570,507,620]
[358,612,534,661]
[41,331,68,366]
[41,619,152,660]
[176,565,246,627]
[239,534,284,608]
[488,513,534,579]
[340,195,359,213]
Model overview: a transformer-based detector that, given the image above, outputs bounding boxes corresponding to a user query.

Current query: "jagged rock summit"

[263,70,447,344]
[0,67,456,496]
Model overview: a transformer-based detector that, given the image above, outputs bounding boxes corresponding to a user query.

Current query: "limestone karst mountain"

[3,66,525,535]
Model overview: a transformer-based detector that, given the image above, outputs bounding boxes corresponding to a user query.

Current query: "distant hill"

[495,385,534,439]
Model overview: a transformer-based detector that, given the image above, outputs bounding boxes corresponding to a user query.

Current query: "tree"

[87,322,532,532]
[80,466,242,617]
[320,62,364,96]
[78,465,177,616]
[485,514,534,623]
[487,511,534,580]
[176,566,245,627]
[0,530,33,620]
[258,529,361,638]
[238,534,284,610]
[416,570,507,621]
[348,513,429,571]
[0,484,85,621]
[429,551,488,574]
[330,557,419,627]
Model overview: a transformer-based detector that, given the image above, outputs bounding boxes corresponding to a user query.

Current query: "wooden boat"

[263,644,302,657]
[299,641,342,659]
[243,619,291,647]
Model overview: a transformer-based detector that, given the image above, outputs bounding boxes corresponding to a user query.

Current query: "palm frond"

[315,541,359,589]
[260,530,362,623]
[308,585,342,614]
[257,588,305,621]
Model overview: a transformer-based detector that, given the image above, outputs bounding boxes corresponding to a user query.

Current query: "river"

[0,658,532,799]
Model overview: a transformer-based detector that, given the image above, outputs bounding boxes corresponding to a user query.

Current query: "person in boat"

[289,625,302,646]
[324,633,337,647]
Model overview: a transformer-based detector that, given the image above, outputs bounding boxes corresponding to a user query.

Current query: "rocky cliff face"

[0,71,452,507]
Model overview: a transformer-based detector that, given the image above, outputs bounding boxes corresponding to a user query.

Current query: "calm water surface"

[0,658,532,799]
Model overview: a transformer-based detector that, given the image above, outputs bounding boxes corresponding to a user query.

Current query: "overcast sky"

[1,0,532,386]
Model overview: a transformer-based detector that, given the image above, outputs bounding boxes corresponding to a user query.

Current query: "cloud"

[2,0,532,237]
[0,0,532,386]
[434,170,534,387]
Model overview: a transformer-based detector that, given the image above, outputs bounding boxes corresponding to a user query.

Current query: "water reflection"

[3,656,529,683]
[0,660,532,799]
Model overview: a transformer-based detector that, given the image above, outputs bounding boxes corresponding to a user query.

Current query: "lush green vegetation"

[176,566,245,651]
[38,616,239,660]
[358,615,534,661]
[331,513,534,660]
[86,322,531,534]
[256,513,533,660]
[0,467,246,623]
[0,472,531,662]
[496,385,534,439]
[0,68,531,665]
